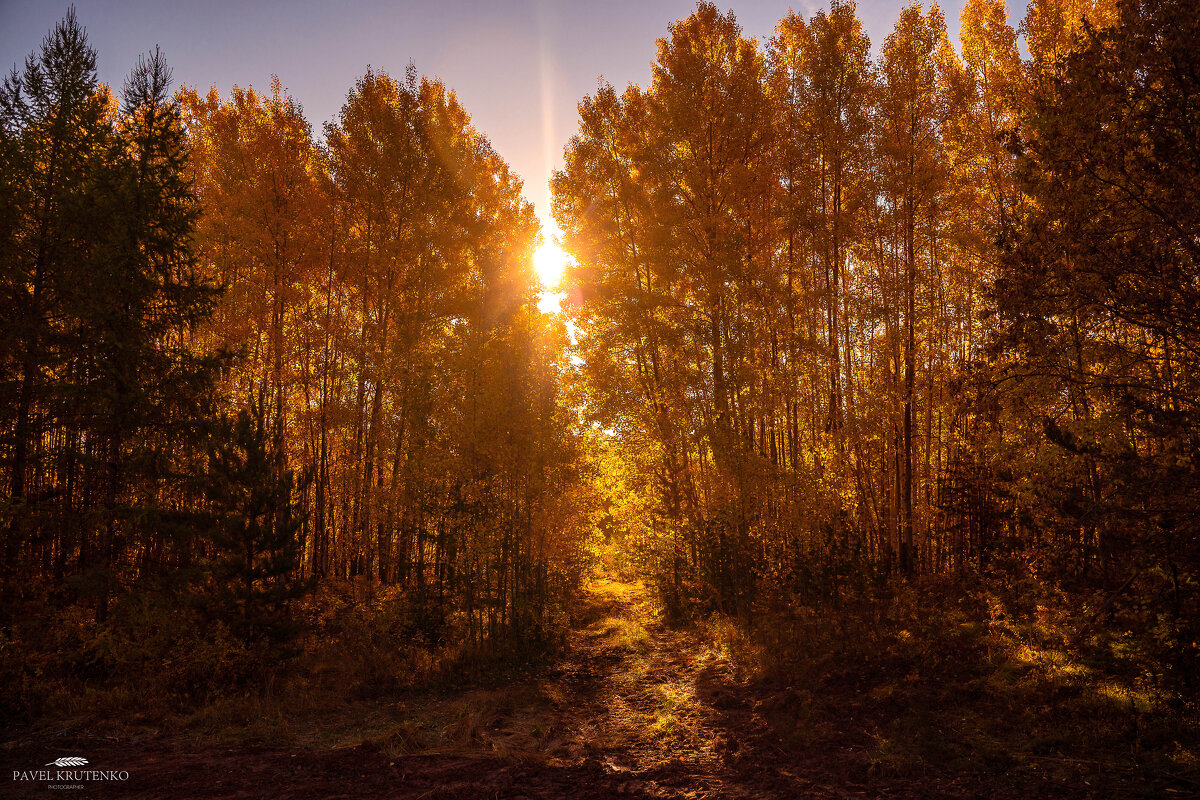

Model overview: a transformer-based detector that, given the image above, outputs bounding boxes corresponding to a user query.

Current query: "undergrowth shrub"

[0,570,574,729]
[0,591,267,723]
[295,578,569,699]
[696,571,1198,779]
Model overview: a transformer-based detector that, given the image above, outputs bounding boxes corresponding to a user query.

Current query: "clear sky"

[0,1,1021,232]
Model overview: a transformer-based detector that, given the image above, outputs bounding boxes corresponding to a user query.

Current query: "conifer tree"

[0,8,112,595]
[202,398,311,653]
[77,48,223,619]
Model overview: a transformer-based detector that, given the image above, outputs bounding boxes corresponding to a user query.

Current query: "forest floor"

[3,574,1195,798]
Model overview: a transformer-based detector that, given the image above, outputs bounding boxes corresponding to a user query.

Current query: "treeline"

[181,71,587,642]
[0,9,588,666]
[556,0,1198,674]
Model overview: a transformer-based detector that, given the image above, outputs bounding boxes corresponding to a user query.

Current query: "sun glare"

[534,241,569,289]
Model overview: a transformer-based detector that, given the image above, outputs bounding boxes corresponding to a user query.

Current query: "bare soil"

[2,577,1189,798]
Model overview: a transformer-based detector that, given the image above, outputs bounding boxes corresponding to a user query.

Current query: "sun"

[533,240,569,288]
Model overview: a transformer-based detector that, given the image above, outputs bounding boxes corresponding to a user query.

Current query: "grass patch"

[649,683,689,736]
[591,614,651,653]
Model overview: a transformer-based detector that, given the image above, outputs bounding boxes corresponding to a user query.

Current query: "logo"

[12,755,128,791]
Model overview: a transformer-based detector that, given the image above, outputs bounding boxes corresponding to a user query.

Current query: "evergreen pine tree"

[0,8,112,597]
[76,48,224,620]
[201,398,312,655]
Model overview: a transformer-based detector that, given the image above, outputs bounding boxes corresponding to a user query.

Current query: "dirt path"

[464,575,796,796]
[1,577,1087,799]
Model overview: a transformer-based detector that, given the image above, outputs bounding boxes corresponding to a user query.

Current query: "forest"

[2,0,1198,797]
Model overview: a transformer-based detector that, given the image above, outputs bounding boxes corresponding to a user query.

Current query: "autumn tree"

[181,79,325,447]
[960,0,1022,232]
[557,2,779,613]
[769,0,873,448]
[765,1,877,588]
[872,3,963,574]
[997,0,1200,612]
[1021,0,1118,65]
[559,1,1026,604]
[554,79,698,604]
